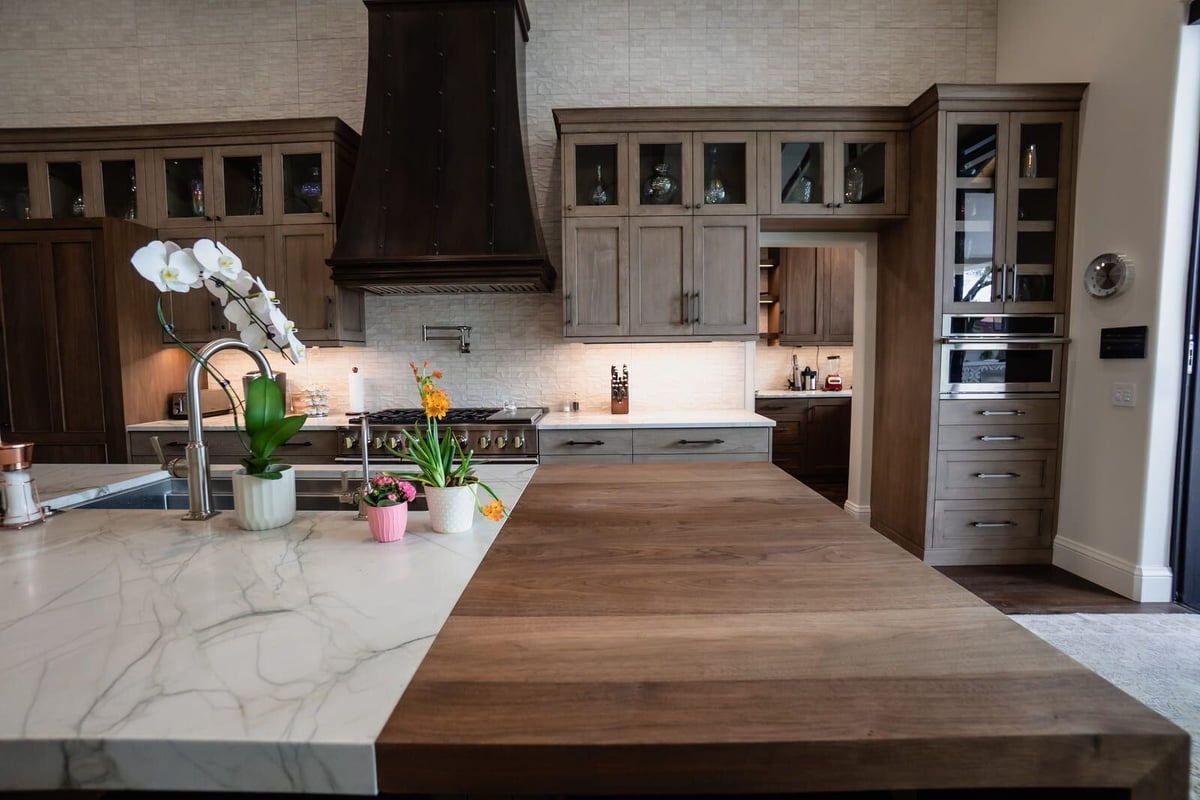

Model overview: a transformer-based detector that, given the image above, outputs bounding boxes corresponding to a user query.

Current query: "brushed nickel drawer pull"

[679,438,725,445]
[972,521,1017,528]
[978,435,1024,442]
[565,440,605,446]
[980,410,1026,416]
[277,441,314,448]
[974,472,1020,479]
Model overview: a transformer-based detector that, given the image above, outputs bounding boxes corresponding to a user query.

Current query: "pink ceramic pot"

[367,502,408,543]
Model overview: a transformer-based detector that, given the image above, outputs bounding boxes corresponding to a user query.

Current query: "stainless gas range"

[336,407,544,464]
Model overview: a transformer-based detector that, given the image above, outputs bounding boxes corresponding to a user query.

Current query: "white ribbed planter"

[232,466,296,531]
[424,484,477,533]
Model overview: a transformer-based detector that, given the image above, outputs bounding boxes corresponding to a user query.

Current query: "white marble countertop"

[756,389,854,399]
[33,463,170,511]
[128,413,358,432]
[538,409,775,429]
[0,464,534,795]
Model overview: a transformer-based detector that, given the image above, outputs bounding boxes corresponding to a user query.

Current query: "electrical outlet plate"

[1112,382,1136,407]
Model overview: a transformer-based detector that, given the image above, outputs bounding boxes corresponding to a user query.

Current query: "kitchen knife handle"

[565,440,605,446]
[678,439,725,445]
[978,435,1024,442]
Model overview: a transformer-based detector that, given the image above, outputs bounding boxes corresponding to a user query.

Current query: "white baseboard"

[843,501,870,521]
[1053,535,1174,603]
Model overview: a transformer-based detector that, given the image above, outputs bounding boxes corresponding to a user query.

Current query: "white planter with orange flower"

[384,362,507,534]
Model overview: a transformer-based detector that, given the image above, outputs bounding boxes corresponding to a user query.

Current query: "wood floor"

[936,564,1191,615]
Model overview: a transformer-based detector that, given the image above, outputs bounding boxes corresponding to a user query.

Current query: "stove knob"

[456,434,469,447]
[513,434,525,449]
[386,436,399,450]
[495,435,508,449]
[477,435,491,450]
[372,436,384,449]
[343,435,358,450]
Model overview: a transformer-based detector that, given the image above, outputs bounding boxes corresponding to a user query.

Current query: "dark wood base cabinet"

[756,396,850,481]
[0,219,191,463]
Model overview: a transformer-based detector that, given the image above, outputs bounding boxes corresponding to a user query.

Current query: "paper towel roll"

[348,368,365,412]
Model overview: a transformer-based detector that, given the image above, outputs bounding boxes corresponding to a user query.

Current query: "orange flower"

[432,370,443,379]
[422,388,451,419]
[423,360,429,368]
[482,499,505,521]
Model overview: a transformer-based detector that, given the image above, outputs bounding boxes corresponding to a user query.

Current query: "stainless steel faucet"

[422,324,472,353]
[182,338,273,521]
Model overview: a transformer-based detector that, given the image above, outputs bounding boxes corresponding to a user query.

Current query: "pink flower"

[399,482,417,502]
[387,493,397,502]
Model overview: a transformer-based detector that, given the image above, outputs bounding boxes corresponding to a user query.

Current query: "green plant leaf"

[245,376,284,436]
[250,414,307,461]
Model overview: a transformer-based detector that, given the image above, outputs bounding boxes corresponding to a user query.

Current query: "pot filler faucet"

[177,338,273,521]
[423,324,472,354]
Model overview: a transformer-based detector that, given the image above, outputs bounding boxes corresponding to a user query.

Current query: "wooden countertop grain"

[375,462,1188,798]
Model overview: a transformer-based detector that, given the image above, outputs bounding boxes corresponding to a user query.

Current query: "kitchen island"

[0,462,1188,797]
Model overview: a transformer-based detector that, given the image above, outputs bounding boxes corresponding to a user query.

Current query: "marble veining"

[32,463,169,511]
[538,409,776,429]
[0,468,531,794]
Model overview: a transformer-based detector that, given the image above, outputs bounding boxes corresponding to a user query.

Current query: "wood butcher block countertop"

[376,463,1188,797]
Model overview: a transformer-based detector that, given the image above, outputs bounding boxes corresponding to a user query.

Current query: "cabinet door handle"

[565,440,605,446]
[566,203,574,211]
[678,439,725,445]
[277,441,313,448]
[997,263,1007,303]
[972,521,1016,528]
[1009,263,1019,302]
[978,435,1023,442]
[693,291,701,324]
[681,291,690,325]
[325,296,335,329]
[322,211,331,217]
[761,404,786,411]
[164,441,189,448]
[214,215,222,221]
[564,293,572,325]
[825,202,834,209]
[980,410,1026,416]
[973,472,1020,479]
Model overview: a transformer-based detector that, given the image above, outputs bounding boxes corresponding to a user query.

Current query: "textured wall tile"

[966,0,997,30]
[0,0,138,50]
[140,40,300,110]
[135,0,298,46]
[965,26,996,84]
[705,0,800,30]
[630,0,704,30]
[528,0,629,32]
[297,36,367,115]
[0,47,141,114]
[757,344,854,390]
[296,0,366,40]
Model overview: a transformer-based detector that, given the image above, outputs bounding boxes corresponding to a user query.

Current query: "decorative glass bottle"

[125,165,137,220]
[300,166,323,211]
[1021,144,1038,178]
[703,148,726,205]
[190,178,205,216]
[589,163,609,205]
[844,165,864,204]
[642,163,678,204]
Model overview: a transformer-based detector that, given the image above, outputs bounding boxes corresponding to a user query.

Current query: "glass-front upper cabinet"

[1004,113,1073,312]
[629,132,692,215]
[0,157,36,220]
[834,132,895,216]
[214,146,273,226]
[563,133,627,216]
[98,153,149,222]
[769,132,833,215]
[692,132,756,215]
[154,148,217,228]
[45,155,91,219]
[944,114,1009,313]
[276,142,333,224]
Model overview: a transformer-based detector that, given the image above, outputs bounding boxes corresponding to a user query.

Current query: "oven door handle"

[940,337,1071,345]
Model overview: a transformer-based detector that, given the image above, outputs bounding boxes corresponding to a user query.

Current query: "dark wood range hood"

[328,0,554,294]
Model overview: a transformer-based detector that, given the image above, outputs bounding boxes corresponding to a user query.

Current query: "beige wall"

[997,0,1199,601]
[0,0,997,413]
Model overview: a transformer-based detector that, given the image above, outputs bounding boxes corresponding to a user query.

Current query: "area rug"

[1012,613,1200,798]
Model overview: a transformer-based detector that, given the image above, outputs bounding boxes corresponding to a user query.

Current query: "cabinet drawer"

[933,500,1055,550]
[939,398,1060,426]
[129,430,338,456]
[771,420,804,449]
[937,423,1058,451]
[634,452,771,464]
[538,429,633,457]
[540,454,633,465]
[632,427,769,455]
[755,399,809,420]
[934,450,1057,500]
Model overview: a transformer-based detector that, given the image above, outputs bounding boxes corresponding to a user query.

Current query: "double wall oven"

[940,314,1067,397]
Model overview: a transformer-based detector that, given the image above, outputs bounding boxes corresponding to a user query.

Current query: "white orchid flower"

[131,240,186,292]
[268,304,295,348]
[224,298,254,330]
[162,248,203,293]
[192,239,243,281]
[287,330,307,362]
[239,323,269,351]
[205,271,253,304]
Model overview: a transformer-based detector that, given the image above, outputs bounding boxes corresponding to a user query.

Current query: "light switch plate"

[1112,382,1137,407]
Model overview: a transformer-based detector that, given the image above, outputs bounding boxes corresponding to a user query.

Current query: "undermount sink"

[73,477,429,512]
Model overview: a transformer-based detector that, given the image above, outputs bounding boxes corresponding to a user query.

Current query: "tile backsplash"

[1,0,993,414]
[756,344,855,392]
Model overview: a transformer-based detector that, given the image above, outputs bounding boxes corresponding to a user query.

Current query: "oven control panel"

[336,425,538,461]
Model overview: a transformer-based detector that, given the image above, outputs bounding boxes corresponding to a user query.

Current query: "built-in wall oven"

[940,314,1067,397]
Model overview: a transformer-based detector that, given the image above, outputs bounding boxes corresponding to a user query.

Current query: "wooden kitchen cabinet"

[630,217,691,336]
[563,133,627,216]
[0,219,190,463]
[538,425,770,465]
[755,396,851,481]
[779,247,854,345]
[275,224,365,345]
[563,217,629,337]
[769,131,901,217]
[693,216,756,336]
